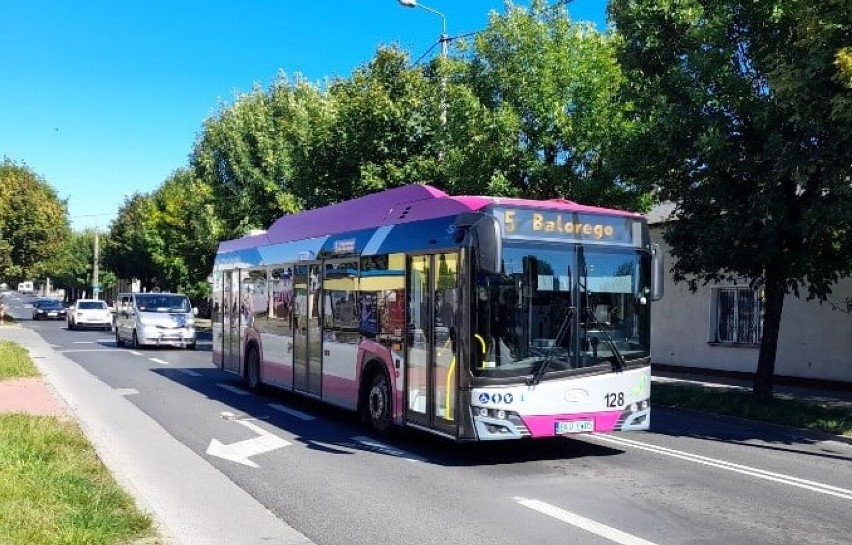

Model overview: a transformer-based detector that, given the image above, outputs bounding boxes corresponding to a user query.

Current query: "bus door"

[406,253,459,435]
[293,263,322,396]
[223,270,241,373]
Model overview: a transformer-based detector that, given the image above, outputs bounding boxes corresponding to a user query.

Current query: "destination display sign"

[490,206,639,246]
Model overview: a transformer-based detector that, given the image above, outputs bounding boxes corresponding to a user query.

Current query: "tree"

[0,159,71,283]
[144,169,223,300]
[610,0,852,397]
[463,0,647,209]
[192,83,300,237]
[102,193,160,291]
[46,230,117,301]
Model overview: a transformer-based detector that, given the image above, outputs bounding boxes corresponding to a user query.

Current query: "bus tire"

[363,369,392,434]
[246,346,260,391]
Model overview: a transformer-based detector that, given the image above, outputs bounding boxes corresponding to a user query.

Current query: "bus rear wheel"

[246,347,260,391]
[364,371,392,433]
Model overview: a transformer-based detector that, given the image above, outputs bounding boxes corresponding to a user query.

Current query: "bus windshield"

[473,243,651,379]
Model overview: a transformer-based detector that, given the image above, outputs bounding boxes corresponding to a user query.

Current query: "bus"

[212,184,664,441]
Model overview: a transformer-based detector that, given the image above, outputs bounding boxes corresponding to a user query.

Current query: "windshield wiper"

[584,307,626,372]
[527,307,573,385]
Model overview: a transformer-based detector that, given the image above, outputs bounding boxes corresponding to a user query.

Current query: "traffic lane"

[76,349,851,545]
[37,331,852,545]
[597,406,852,491]
[63,345,646,545]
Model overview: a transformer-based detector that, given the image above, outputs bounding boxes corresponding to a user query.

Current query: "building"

[648,204,852,385]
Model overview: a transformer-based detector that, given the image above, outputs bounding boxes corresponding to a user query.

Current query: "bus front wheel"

[364,371,392,433]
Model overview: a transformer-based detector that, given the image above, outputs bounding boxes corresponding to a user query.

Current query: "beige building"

[648,205,852,384]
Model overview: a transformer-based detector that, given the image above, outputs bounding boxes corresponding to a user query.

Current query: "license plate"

[555,419,594,434]
[48,312,58,317]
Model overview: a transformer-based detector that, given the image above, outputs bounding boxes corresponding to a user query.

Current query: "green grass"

[0,415,157,545]
[652,382,852,437]
[0,341,38,380]
[0,341,159,544]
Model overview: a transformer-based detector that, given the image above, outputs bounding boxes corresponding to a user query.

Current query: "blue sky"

[1,1,607,231]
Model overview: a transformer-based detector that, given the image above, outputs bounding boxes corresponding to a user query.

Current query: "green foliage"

[192,82,301,237]
[463,0,646,208]
[144,169,223,299]
[0,159,71,283]
[610,0,852,396]
[102,194,160,291]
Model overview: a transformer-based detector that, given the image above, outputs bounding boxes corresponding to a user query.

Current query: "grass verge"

[0,340,159,545]
[0,340,38,380]
[652,382,852,437]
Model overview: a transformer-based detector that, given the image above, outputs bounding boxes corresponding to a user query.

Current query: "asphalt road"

[6,292,852,545]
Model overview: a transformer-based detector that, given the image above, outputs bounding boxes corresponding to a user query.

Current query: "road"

[5,292,852,545]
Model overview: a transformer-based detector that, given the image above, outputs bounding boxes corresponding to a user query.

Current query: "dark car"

[32,299,67,320]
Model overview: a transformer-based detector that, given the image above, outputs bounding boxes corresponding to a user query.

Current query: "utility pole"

[92,230,100,300]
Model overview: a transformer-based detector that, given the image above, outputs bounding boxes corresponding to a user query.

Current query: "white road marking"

[58,349,127,353]
[217,383,250,396]
[589,434,852,501]
[175,368,202,377]
[206,411,291,467]
[129,350,143,356]
[352,436,424,462]
[516,497,659,545]
[149,358,170,365]
[97,338,114,342]
[268,403,317,421]
[115,388,139,396]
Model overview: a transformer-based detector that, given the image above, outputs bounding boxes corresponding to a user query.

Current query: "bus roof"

[219,184,642,252]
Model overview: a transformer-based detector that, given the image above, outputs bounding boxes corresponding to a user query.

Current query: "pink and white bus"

[212,184,663,441]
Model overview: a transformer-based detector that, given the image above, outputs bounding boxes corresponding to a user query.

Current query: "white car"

[68,299,113,331]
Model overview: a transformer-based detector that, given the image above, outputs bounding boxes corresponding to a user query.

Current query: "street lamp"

[397,0,448,59]
[398,0,448,126]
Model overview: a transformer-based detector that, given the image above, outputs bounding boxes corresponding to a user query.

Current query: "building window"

[711,287,763,345]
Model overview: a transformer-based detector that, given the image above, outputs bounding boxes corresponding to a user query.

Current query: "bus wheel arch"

[245,341,261,391]
[360,360,392,433]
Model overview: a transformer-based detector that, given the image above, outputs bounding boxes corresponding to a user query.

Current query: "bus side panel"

[357,340,402,424]
[259,331,294,389]
[212,275,223,367]
[322,341,359,410]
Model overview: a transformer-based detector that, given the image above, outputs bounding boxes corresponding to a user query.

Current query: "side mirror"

[651,243,665,301]
[455,213,502,275]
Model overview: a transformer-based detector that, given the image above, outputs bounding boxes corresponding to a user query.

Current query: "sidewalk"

[0,324,314,545]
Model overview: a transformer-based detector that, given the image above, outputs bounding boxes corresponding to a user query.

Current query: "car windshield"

[78,301,107,310]
[472,243,650,379]
[135,294,190,312]
[39,300,64,309]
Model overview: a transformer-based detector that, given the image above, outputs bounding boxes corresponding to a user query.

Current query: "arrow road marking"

[206,411,291,468]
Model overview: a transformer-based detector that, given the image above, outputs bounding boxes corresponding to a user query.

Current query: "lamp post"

[398,0,448,126]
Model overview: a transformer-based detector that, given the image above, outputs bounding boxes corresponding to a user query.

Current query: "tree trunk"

[753,270,786,399]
